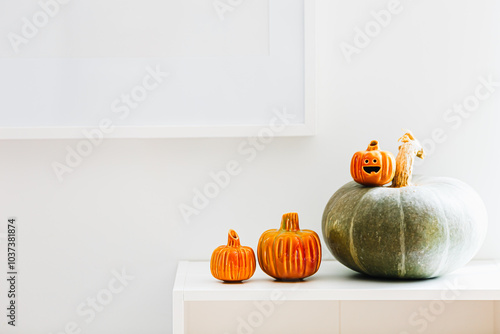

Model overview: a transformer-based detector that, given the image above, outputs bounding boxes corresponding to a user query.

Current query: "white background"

[1,0,500,333]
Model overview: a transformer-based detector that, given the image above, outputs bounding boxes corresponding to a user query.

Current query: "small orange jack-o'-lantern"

[350,140,395,186]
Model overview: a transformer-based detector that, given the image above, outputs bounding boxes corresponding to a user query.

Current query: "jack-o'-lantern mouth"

[363,166,381,174]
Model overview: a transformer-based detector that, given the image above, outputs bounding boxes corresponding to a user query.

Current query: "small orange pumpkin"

[350,140,396,186]
[257,213,321,281]
[210,229,256,282]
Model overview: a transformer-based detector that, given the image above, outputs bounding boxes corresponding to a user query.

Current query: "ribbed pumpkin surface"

[322,176,488,279]
[258,213,321,280]
[210,230,256,282]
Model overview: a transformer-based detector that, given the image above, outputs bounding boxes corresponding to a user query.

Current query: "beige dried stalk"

[391,130,424,188]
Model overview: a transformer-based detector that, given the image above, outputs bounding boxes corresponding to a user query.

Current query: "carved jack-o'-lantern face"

[351,140,395,186]
[362,155,382,175]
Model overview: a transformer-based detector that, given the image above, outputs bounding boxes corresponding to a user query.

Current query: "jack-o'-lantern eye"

[372,159,378,164]
[364,159,369,164]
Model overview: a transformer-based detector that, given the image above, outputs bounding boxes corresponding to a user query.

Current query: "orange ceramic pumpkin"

[257,213,321,280]
[210,229,256,282]
[350,140,396,186]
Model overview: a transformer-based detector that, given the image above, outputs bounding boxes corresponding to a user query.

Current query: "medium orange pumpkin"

[257,213,321,280]
[210,229,256,282]
[350,140,395,186]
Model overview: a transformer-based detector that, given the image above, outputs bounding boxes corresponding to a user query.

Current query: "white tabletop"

[173,259,500,301]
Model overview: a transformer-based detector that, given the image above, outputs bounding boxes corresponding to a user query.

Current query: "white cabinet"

[173,260,500,333]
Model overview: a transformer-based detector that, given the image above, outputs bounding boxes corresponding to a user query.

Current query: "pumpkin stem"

[227,229,241,247]
[391,130,424,188]
[280,212,300,231]
[366,140,379,151]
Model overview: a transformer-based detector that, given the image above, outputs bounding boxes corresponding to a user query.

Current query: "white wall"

[1,0,499,333]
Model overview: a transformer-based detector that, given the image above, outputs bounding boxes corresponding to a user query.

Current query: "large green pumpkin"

[322,132,488,279]
[322,176,487,279]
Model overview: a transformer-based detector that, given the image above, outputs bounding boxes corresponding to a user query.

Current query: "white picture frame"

[0,0,315,139]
